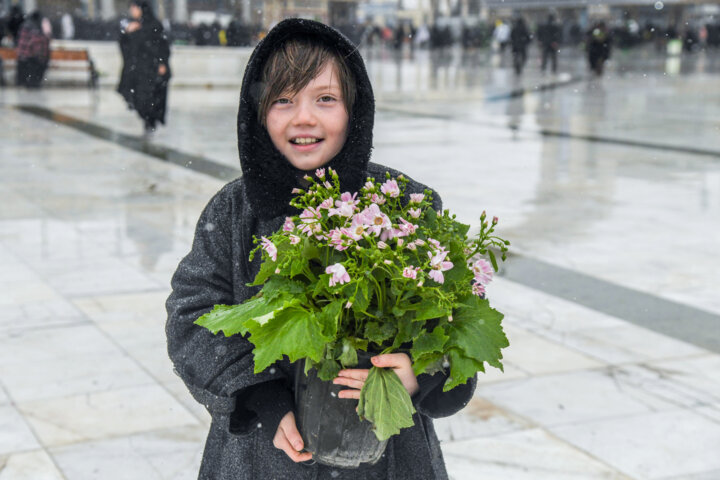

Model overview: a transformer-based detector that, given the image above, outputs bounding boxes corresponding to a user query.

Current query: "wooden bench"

[0,46,98,88]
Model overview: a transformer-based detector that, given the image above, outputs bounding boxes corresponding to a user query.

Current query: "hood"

[237,18,375,220]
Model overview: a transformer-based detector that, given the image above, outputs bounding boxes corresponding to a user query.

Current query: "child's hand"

[333,353,419,399]
[273,411,313,463]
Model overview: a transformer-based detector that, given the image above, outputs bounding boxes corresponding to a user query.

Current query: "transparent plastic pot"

[294,352,388,468]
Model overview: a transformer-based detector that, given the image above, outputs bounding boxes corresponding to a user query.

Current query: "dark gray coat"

[166,18,476,480]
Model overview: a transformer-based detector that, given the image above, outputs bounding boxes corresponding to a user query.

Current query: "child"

[166,19,476,479]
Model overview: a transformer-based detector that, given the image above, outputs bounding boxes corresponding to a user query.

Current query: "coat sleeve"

[165,187,293,438]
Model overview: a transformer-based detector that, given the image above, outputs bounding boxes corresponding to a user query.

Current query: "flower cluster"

[197,167,510,442]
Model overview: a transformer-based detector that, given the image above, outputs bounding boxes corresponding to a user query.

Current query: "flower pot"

[294,353,388,468]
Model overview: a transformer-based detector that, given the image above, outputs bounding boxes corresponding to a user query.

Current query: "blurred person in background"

[16,11,50,88]
[587,21,611,75]
[7,5,24,46]
[61,12,75,40]
[510,16,531,75]
[493,19,510,53]
[117,0,171,135]
[537,13,561,73]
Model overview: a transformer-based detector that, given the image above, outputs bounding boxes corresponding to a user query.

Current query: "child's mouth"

[290,137,324,151]
[290,137,323,145]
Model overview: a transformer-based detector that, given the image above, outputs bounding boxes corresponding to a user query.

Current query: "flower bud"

[492,216,498,225]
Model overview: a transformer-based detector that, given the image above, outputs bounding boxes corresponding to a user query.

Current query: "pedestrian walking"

[493,19,510,53]
[587,21,611,76]
[117,0,171,134]
[16,11,50,88]
[6,5,24,46]
[537,14,561,73]
[166,18,476,480]
[510,17,531,75]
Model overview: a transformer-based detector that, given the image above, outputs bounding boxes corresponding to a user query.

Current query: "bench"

[0,46,98,88]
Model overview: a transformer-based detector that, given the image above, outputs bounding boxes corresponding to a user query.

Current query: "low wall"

[28,40,252,88]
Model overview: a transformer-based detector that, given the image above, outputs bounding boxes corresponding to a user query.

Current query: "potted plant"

[196,168,510,466]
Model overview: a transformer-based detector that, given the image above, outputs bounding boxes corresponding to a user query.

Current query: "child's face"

[266,62,349,172]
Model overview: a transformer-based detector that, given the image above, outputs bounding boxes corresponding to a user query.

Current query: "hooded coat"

[117,3,170,128]
[166,18,476,480]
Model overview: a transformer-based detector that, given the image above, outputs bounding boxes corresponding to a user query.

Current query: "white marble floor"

[1,45,719,479]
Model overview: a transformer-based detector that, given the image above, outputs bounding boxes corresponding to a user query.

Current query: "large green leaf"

[447,295,508,370]
[262,276,305,301]
[195,296,284,336]
[444,348,485,391]
[411,352,444,376]
[316,358,341,380]
[316,300,343,338]
[411,327,449,359]
[358,366,416,441]
[246,307,331,373]
[338,337,358,368]
[364,321,396,346]
[410,297,449,322]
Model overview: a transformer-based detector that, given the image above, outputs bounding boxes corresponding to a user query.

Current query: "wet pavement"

[1,45,719,479]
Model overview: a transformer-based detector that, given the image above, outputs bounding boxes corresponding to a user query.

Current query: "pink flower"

[427,238,443,250]
[428,270,445,284]
[402,267,418,279]
[380,228,401,241]
[329,192,358,218]
[397,218,418,236]
[471,259,494,285]
[289,235,301,245]
[472,282,486,297]
[261,236,277,261]
[323,181,332,189]
[315,168,326,178]
[299,207,321,235]
[409,193,425,204]
[328,228,356,251]
[361,204,392,236]
[326,263,350,287]
[377,241,388,249]
[370,193,386,205]
[347,215,366,240]
[427,250,453,284]
[283,217,295,232]
[408,208,421,219]
[381,179,400,198]
[292,188,302,194]
[319,198,334,210]
[414,239,426,246]
[345,301,353,309]
[364,181,375,190]
[396,238,404,247]
[406,242,417,251]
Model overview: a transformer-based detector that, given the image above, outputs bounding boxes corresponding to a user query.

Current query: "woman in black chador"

[117,0,171,133]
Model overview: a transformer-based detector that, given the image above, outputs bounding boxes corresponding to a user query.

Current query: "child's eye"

[319,96,337,103]
[274,98,291,105]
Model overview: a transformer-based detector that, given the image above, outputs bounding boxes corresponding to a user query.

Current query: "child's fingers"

[371,353,411,369]
[274,433,313,463]
[337,389,361,400]
[333,376,364,390]
[337,369,369,381]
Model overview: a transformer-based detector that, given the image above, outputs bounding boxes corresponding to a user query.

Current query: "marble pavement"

[1,45,719,479]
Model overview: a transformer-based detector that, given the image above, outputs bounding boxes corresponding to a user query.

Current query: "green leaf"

[316,300,343,338]
[316,358,341,381]
[452,220,470,237]
[408,296,449,322]
[338,337,358,368]
[393,316,423,348]
[246,307,331,373]
[250,258,277,286]
[411,352,444,376]
[411,327,449,359]
[443,348,485,391]
[195,297,283,336]
[358,366,416,441]
[447,296,508,371]
[262,276,305,301]
[302,238,321,260]
[364,321,396,346]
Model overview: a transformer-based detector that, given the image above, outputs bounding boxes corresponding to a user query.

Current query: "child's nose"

[292,102,317,126]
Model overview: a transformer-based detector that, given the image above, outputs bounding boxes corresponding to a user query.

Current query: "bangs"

[258,37,356,126]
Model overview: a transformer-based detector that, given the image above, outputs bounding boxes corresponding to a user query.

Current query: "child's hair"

[258,36,357,127]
